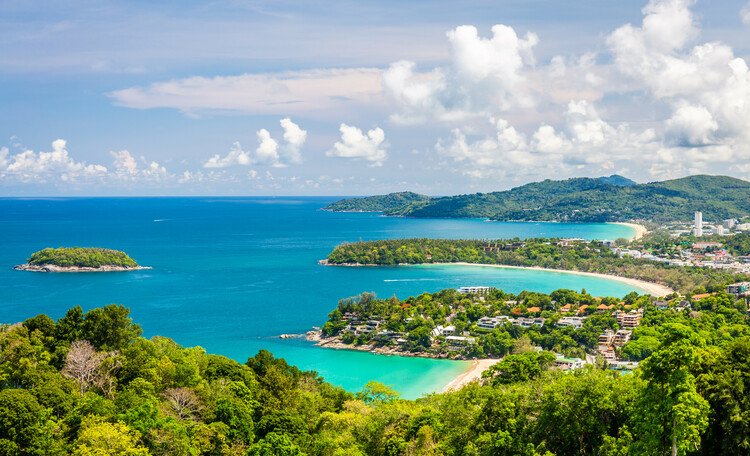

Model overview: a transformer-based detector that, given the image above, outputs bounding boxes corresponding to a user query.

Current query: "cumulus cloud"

[110,150,169,182]
[436,101,661,178]
[203,118,307,168]
[326,124,388,166]
[0,139,107,183]
[383,24,538,124]
[109,69,384,117]
[0,140,175,186]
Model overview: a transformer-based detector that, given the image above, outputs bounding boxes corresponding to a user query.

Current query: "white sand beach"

[610,222,648,240]
[442,358,500,392]
[428,262,673,296]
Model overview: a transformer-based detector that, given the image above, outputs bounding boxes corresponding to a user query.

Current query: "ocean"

[0,197,639,398]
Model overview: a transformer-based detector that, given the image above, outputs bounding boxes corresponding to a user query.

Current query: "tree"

[81,304,142,351]
[72,416,149,455]
[356,380,400,404]
[633,324,709,456]
[247,432,304,456]
[0,389,43,452]
[62,340,119,396]
[482,352,555,386]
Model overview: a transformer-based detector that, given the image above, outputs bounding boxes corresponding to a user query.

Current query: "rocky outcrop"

[14,264,152,272]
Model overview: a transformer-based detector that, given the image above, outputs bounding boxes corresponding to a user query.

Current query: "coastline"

[425,262,672,296]
[609,222,648,240]
[442,358,500,392]
[307,331,456,360]
[14,264,152,272]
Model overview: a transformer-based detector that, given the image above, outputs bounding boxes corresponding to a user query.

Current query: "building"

[598,330,615,351]
[728,282,750,297]
[555,357,586,370]
[458,286,490,295]
[613,330,632,347]
[557,316,586,329]
[724,219,737,229]
[654,301,669,310]
[445,336,476,349]
[615,309,643,328]
[516,317,546,328]
[694,211,703,237]
[476,316,513,330]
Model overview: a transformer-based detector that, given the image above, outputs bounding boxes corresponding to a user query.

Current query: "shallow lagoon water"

[0,197,639,398]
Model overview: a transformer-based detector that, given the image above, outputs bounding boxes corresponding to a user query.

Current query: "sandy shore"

[442,358,500,392]
[610,222,648,240]
[427,262,673,296]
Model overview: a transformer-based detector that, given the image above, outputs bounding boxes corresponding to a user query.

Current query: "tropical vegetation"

[2,303,750,455]
[326,238,747,294]
[323,175,750,222]
[25,247,139,268]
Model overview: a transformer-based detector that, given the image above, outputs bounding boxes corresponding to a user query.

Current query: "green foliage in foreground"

[321,191,431,212]
[27,247,139,268]
[327,175,750,222]
[327,238,748,294]
[2,305,750,455]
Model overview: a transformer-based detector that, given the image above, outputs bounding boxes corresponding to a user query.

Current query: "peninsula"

[324,237,747,294]
[14,247,150,272]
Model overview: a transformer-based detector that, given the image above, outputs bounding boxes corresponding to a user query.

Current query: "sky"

[2,0,750,196]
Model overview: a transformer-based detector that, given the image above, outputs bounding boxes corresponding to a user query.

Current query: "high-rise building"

[694,211,703,237]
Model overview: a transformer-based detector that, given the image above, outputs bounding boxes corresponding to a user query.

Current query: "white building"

[557,316,586,329]
[694,211,703,237]
[458,286,490,295]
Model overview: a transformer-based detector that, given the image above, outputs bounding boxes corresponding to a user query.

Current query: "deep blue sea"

[0,197,639,398]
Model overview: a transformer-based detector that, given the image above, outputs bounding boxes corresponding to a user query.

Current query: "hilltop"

[324,175,750,222]
[321,191,430,212]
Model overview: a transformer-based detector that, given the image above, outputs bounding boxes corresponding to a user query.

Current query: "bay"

[0,197,639,398]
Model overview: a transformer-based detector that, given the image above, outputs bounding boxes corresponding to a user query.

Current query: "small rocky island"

[14,247,151,272]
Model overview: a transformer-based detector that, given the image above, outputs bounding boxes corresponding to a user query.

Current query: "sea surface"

[0,197,639,398]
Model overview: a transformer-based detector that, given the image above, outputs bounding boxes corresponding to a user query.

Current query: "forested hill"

[321,191,430,212]
[323,175,750,222]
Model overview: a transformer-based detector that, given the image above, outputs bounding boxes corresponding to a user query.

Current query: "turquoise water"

[0,197,638,398]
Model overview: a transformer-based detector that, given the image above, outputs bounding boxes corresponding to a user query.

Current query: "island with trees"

[2,302,750,455]
[322,174,750,222]
[14,247,150,272]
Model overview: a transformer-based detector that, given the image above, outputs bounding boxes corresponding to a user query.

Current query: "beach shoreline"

[424,262,672,296]
[609,222,648,240]
[442,358,500,392]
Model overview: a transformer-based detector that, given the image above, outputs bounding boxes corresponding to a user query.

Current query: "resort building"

[515,317,546,328]
[458,286,491,295]
[615,309,643,328]
[554,356,586,370]
[613,330,632,347]
[557,316,586,329]
[445,335,476,350]
[598,330,615,352]
[477,316,514,330]
[728,282,750,297]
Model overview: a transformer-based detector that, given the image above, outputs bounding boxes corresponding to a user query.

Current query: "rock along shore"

[305,330,461,360]
[14,264,152,272]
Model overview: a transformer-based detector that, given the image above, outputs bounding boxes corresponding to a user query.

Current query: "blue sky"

[2,0,750,196]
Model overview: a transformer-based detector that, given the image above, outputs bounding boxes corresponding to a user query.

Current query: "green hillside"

[321,191,431,212]
[383,175,750,222]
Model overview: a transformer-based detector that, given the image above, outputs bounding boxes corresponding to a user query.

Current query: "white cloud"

[110,150,169,182]
[203,118,307,169]
[383,24,538,124]
[664,104,718,146]
[742,2,750,26]
[327,124,388,166]
[1,139,107,182]
[109,69,385,116]
[279,118,307,165]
